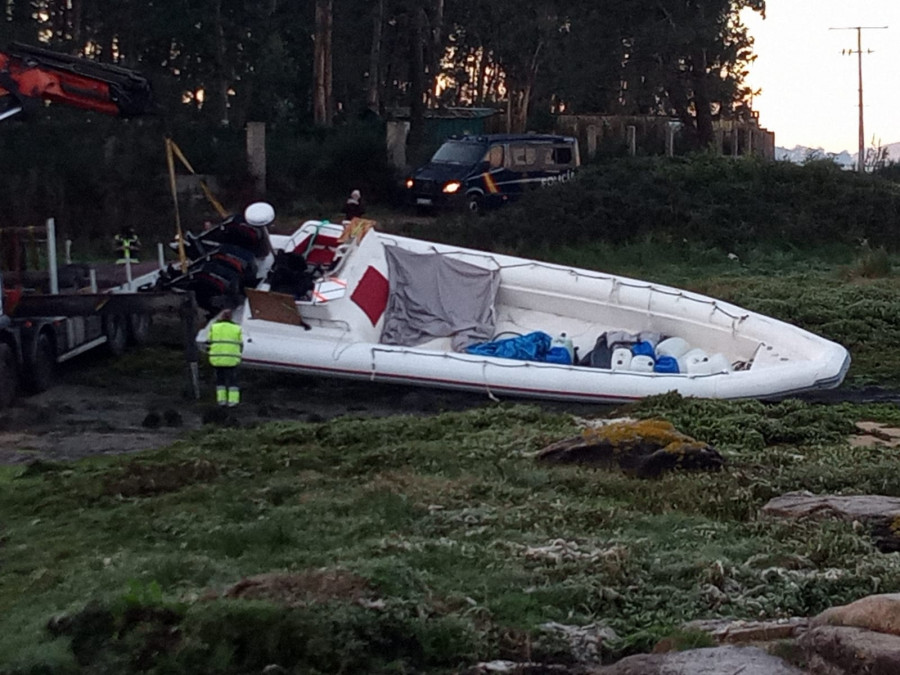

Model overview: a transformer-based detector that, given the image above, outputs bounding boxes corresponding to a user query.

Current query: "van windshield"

[430,141,487,165]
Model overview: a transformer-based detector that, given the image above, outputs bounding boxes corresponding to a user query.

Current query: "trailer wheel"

[24,331,54,394]
[0,343,17,409]
[104,315,128,356]
[128,313,151,346]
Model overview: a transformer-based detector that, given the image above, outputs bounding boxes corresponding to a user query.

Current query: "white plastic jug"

[679,348,711,374]
[707,353,733,373]
[611,347,632,371]
[630,355,655,373]
[552,332,575,362]
[657,337,690,359]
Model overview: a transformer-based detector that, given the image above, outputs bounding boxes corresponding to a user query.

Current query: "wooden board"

[246,288,303,325]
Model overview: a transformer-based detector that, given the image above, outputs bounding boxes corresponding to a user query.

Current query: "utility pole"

[830,26,887,174]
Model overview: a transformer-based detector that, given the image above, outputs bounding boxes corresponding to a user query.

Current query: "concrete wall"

[557,114,775,161]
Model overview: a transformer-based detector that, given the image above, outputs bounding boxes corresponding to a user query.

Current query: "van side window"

[486,145,504,169]
[510,144,537,170]
[544,146,574,167]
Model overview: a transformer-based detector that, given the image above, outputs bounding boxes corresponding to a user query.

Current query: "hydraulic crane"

[0,41,153,121]
[0,42,179,410]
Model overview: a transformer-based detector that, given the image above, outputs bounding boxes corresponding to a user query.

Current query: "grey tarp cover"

[379,246,500,350]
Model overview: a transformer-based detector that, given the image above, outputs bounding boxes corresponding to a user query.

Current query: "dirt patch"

[103,458,220,497]
[221,569,373,606]
[849,421,900,448]
[0,384,196,464]
[0,351,607,466]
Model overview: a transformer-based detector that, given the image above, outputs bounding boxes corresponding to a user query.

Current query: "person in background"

[114,227,141,264]
[343,189,365,221]
[207,308,243,407]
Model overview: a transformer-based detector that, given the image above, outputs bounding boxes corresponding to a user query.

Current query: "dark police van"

[405,133,580,213]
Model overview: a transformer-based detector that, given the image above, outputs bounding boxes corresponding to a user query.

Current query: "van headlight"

[442,181,461,194]
[405,178,414,189]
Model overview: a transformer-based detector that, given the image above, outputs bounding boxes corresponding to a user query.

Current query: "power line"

[829,25,887,173]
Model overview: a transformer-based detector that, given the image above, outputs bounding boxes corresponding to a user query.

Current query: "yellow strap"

[168,138,228,218]
[165,138,189,273]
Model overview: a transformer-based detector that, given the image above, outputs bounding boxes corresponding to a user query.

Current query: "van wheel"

[467,194,484,215]
[0,343,17,408]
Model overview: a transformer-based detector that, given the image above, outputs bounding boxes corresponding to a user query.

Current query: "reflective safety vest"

[208,320,243,367]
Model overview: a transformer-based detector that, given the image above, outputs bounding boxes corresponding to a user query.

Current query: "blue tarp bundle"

[466,331,571,364]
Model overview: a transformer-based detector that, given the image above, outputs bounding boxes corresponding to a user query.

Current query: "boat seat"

[289,225,348,269]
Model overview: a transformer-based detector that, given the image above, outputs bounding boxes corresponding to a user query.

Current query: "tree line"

[1,0,765,149]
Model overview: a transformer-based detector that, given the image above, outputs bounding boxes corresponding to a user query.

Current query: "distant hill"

[775,146,855,168]
[775,142,900,169]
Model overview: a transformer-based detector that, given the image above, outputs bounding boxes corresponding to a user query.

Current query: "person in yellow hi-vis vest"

[207,309,243,407]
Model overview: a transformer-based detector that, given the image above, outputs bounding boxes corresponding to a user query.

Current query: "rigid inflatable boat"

[194,219,850,403]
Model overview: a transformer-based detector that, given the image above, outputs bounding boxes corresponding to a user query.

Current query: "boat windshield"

[430,141,487,165]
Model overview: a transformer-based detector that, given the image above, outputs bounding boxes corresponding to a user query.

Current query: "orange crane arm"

[0,42,153,119]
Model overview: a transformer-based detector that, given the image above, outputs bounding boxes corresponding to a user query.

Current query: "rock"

[262,665,288,675]
[682,617,809,645]
[162,409,183,427]
[539,622,618,663]
[762,492,900,552]
[537,419,724,478]
[462,662,574,674]
[589,645,805,674]
[799,625,900,675]
[813,594,900,637]
[141,411,162,429]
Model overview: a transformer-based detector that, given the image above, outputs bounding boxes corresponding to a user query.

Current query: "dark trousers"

[215,366,239,389]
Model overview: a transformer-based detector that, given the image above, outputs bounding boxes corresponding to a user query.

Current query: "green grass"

[5,398,900,673]
[7,227,900,672]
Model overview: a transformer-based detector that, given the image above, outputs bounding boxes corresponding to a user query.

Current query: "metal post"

[627,125,636,156]
[856,29,864,172]
[830,25,888,174]
[0,106,22,122]
[46,218,59,295]
[89,268,98,293]
[65,239,72,265]
[125,257,133,290]
[181,292,201,400]
[157,242,165,269]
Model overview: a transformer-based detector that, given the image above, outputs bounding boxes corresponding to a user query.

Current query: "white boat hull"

[200,221,851,404]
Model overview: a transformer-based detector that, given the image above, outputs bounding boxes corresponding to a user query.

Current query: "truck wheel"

[104,315,128,356]
[24,332,54,394]
[0,343,17,409]
[467,194,484,215]
[128,313,151,346]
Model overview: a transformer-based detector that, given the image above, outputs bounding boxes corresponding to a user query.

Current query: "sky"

[741,1,900,154]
